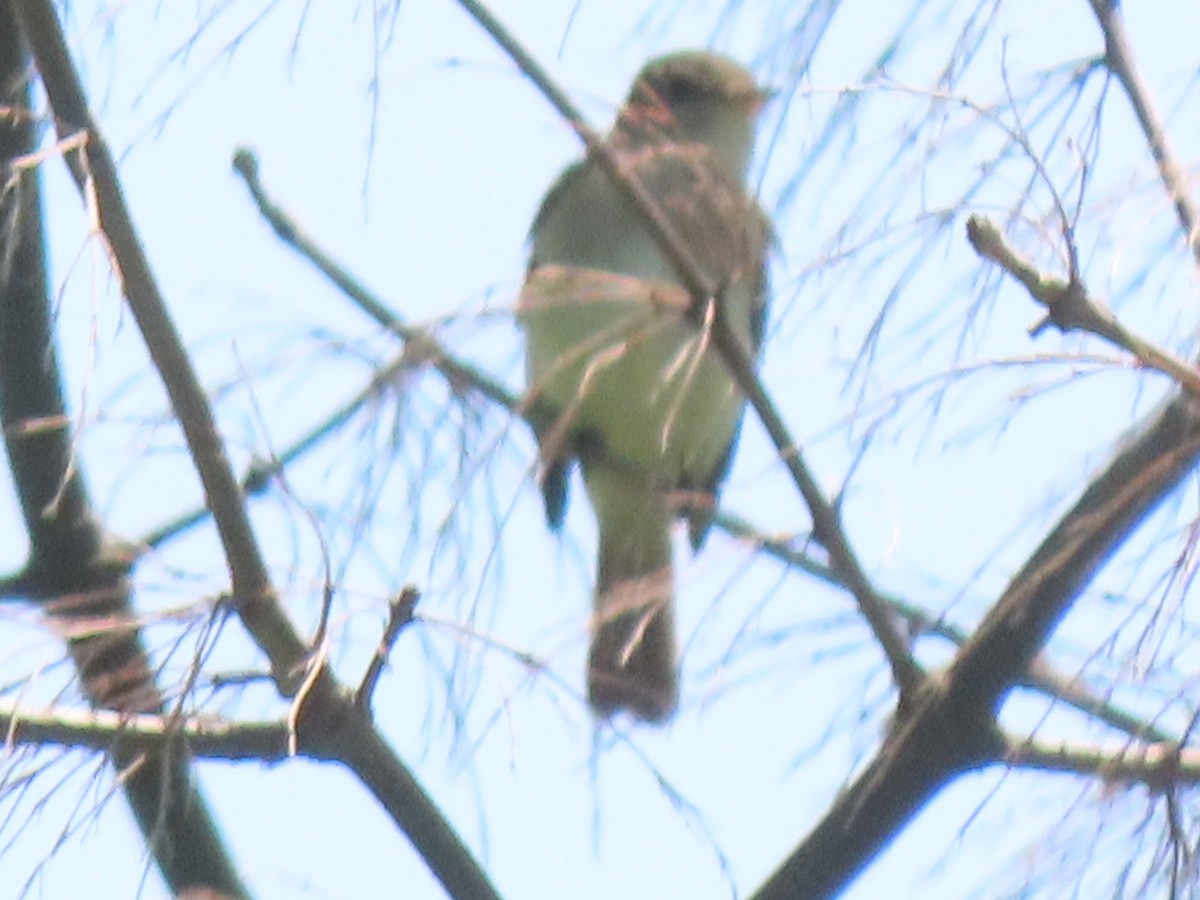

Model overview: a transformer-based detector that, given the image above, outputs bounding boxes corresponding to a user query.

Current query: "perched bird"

[519,51,771,722]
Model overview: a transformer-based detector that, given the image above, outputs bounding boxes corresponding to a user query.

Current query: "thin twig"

[718,509,1179,745]
[1005,735,1192,788]
[231,148,524,420]
[142,353,414,549]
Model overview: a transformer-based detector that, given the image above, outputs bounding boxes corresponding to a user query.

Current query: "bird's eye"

[658,75,702,104]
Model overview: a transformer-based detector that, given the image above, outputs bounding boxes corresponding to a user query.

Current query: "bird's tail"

[586,470,678,722]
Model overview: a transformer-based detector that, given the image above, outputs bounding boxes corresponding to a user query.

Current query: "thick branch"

[753,675,1006,899]
[11,0,308,687]
[753,333,1200,899]
[0,7,247,896]
[11,4,497,897]
[951,393,1200,706]
[756,56,1200,886]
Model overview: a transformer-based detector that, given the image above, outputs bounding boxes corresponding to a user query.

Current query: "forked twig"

[967,214,1200,397]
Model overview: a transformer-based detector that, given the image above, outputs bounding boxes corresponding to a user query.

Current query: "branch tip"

[357,586,421,710]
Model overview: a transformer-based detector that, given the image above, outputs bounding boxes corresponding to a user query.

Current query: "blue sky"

[2,1,1199,897]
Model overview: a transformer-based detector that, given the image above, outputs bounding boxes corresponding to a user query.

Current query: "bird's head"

[619,51,771,179]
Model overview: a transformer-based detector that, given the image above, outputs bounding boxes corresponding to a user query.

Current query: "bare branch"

[755,114,1200,900]
[1,8,246,896]
[3,705,292,761]
[718,508,1181,745]
[11,5,499,896]
[1088,0,1200,263]
[357,587,420,711]
[231,147,522,419]
[1004,736,1197,788]
[967,214,1200,396]
[12,0,307,689]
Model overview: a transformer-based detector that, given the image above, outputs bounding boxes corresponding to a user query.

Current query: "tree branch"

[1003,735,1198,786]
[753,289,1200,900]
[1088,0,1200,263]
[2,705,292,760]
[11,4,498,896]
[231,147,523,421]
[0,6,247,895]
[967,214,1200,396]
[12,0,307,687]
[721,508,1180,745]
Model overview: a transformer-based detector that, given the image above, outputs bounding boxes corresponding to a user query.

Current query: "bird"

[518,50,771,722]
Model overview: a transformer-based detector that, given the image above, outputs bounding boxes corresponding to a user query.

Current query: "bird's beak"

[741,87,776,118]
[757,86,779,106]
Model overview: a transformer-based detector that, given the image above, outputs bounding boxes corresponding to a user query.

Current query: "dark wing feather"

[524,160,592,529]
[526,160,588,273]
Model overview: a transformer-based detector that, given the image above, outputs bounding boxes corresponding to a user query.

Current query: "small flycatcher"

[519,51,771,722]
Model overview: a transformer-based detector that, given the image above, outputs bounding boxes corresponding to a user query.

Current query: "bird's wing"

[525,159,589,273]
[521,160,592,530]
[685,201,772,551]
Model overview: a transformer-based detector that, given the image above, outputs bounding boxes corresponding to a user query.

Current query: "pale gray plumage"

[519,51,771,722]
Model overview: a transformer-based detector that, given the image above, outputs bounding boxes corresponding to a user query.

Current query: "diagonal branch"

[231,147,522,420]
[753,13,1200,880]
[752,268,1200,900]
[11,3,498,897]
[722,508,1181,745]
[12,0,303,682]
[1088,0,1200,264]
[0,7,247,896]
